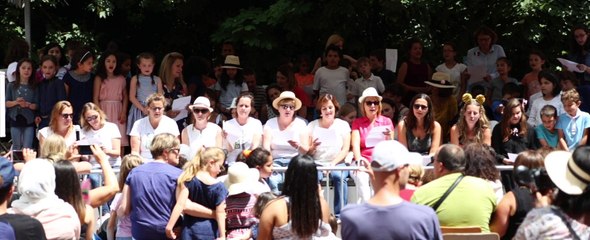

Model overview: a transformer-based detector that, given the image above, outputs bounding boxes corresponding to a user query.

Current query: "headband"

[79,51,91,64]
[462,93,485,105]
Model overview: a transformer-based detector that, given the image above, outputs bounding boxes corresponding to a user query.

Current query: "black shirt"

[0,213,47,240]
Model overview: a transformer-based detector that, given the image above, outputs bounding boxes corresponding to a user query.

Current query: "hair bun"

[462,93,473,103]
[475,95,486,105]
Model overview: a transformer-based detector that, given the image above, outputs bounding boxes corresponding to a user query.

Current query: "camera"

[514,165,555,194]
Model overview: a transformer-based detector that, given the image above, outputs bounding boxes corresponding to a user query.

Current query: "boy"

[489,57,518,102]
[313,44,349,107]
[491,82,521,121]
[535,105,559,149]
[354,57,385,98]
[557,89,590,151]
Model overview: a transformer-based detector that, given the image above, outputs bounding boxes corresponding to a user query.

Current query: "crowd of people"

[1,24,590,239]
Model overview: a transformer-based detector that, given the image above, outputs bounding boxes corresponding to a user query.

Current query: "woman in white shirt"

[223,92,263,165]
[262,91,310,194]
[307,93,351,216]
[181,96,223,160]
[79,102,121,167]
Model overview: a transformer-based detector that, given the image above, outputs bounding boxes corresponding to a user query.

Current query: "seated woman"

[492,98,539,164]
[397,94,441,156]
[450,93,492,146]
[307,94,351,217]
[10,159,81,239]
[223,92,263,165]
[181,96,222,160]
[129,93,180,161]
[258,154,335,239]
[262,91,309,194]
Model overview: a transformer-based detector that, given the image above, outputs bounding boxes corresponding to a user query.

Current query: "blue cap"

[0,157,16,189]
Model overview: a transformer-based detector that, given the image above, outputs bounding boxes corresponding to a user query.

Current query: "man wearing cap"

[0,157,47,239]
[411,144,496,232]
[340,140,442,240]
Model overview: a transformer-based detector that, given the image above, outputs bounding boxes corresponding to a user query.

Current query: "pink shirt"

[352,115,394,161]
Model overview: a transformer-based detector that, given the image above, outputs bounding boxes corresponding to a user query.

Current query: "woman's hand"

[118,111,127,124]
[167,110,180,118]
[287,140,300,151]
[91,144,108,164]
[308,138,321,156]
[22,148,37,162]
[382,128,393,140]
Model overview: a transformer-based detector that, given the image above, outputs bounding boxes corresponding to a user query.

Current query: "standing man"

[341,140,442,240]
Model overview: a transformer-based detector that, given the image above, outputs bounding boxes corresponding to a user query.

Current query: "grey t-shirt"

[341,201,443,240]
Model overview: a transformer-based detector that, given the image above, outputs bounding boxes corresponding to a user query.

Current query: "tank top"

[405,61,429,88]
[406,128,432,155]
[504,187,534,240]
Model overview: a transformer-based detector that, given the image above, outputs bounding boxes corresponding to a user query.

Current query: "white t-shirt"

[129,116,180,161]
[308,119,351,164]
[82,122,122,167]
[183,122,222,161]
[264,117,308,159]
[527,94,564,127]
[436,63,467,97]
[223,117,263,164]
[313,66,349,107]
[38,125,81,147]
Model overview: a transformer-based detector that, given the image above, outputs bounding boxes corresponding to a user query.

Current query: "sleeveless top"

[504,187,534,240]
[271,197,337,240]
[406,128,432,155]
[405,61,429,88]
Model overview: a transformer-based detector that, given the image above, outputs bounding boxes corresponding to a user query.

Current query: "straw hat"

[425,72,455,89]
[191,96,213,112]
[221,55,242,69]
[544,148,590,195]
[272,91,302,111]
[224,162,260,196]
[358,87,382,104]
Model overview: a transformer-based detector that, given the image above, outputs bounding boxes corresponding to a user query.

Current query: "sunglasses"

[413,104,429,110]
[365,101,380,106]
[85,115,99,122]
[150,107,164,112]
[61,113,74,119]
[169,147,180,153]
[192,108,209,114]
[280,105,295,110]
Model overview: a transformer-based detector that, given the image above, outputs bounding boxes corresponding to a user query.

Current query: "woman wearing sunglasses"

[351,87,394,203]
[79,102,122,167]
[38,100,80,149]
[129,93,180,161]
[397,94,441,156]
[262,91,309,194]
[181,96,223,161]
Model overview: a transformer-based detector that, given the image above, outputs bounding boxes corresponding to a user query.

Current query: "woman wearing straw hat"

[426,72,458,143]
[351,87,394,203]
[181,96,223,161]
[514,146,590,239]
[213,55,249,117]
[262,91,310,194]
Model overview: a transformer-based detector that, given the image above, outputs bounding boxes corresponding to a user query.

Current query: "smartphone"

[11,150,24,162]
[78,145,93,155]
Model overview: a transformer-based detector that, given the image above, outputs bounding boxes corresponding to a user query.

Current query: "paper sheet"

[467,65,487,86]
[313,127,338,147]
[171,96,191,121]
[385,49,398,73]
[423,155,433,166]
[557,58,585,73]
[507,153,518,163]
[365,126,390,148]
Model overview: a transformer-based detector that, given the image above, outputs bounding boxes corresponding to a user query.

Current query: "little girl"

[250,192,277,239]
[527,71,564,127]
[127,52,163,133]
[63,48,95,124]
[214,55,248,116]
[6,58,38,150]
[36,55,66,129]
[94,51,129,149]
[166,147,228,240]
[107,154,143,240]
[521,50,546,100]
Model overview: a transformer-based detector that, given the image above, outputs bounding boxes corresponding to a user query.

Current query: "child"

[6,58,38,150]
[250,192,276,239]
[313,44,349,107]
[435,42,468,101]
[557,89,590,151]
[107,154,143,240]
[527,71,564,127]
[521,50,546,100]
[93,51,129,149]
[224,162,261,239]
[491,82,521,121]
[338,102,358,127]
[400,163,424,201]
[166,147,228,239]
[36,55,66,129]
[214,55,248,117]
[127,52,163,134]
[63,48,95,124]
[558,70,579,92]
[354,57,385,98]
[489,57,518,102]
[535,105,559,149]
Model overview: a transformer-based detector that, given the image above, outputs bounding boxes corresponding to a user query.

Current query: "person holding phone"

[37,101,84,161]
[351,87,394,203]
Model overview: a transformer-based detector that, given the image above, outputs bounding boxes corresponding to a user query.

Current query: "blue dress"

[63,71,94,124]
[127,74,159,134]
[182,178,228,240]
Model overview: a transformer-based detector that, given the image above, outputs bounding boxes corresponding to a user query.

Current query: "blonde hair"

[145,93,167,108]
[118,154,143,190]
[325,34,344,49]
[149,133,180,158]
[79,102,107,131]
[407,164,424,186]
[561,88,581,103]
[40,134,67,162]
[457,94,489,144]
[178,147,226,183]
[159,52,186,90]
[49,101,73,133]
